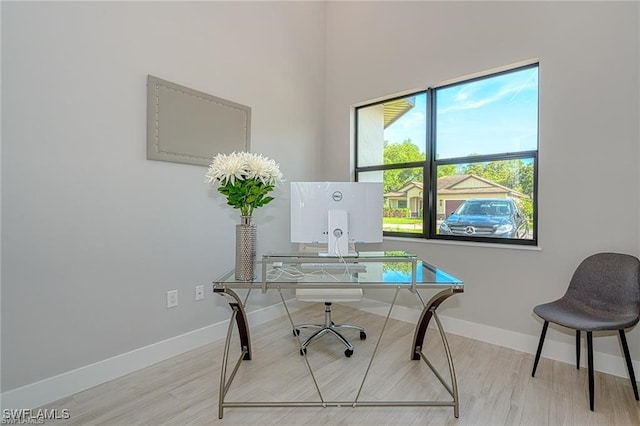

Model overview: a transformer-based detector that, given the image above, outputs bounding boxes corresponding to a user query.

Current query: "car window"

[456,201,481,215]
[455,200,516,216]
[456,201,480,215]
[490,203,511,216]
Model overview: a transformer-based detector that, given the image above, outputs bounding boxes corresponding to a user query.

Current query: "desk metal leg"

[212,285,462,419]
[278,289,326,405]
[353,286,400,405]
[411,289,460,360]
[214,288,252,419]
[411,288,462,418]
[214,288,251,361]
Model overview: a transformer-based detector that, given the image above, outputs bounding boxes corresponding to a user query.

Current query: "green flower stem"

[217,178,275,217]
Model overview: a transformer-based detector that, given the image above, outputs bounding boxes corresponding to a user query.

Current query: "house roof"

[397,181,423,193]
[384,181,422,198]
[383,175,528,199]
[437,174,469,190]
[438,174,527,198]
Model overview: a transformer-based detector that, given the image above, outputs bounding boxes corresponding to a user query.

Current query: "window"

[355,63,538,245]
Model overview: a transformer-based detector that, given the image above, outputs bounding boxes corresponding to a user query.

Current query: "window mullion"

[426,87,436,238]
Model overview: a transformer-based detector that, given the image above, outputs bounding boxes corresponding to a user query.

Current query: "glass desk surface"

[213,251,463,291]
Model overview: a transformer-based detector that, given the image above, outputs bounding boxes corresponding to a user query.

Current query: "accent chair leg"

[576,330,581,370]
[587,331,594,411]
[532,321,549,377]
[618,329,640,401]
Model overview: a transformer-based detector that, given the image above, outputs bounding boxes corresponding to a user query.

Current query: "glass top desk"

[212,251,464,419]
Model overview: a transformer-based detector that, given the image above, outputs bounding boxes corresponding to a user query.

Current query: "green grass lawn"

[383,217,422,225]
[383,217,423,232]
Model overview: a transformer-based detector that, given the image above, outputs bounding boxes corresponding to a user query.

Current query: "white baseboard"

[437,311,640,379]
[356,298,640,382]
[0,301,298,411]
[2,298,638,411]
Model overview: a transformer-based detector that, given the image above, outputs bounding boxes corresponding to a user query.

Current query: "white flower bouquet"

[205,151,283,217]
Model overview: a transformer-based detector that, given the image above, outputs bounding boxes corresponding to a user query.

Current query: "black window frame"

[355,63,539,247]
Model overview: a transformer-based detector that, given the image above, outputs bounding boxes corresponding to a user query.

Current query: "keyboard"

[300,263,367,273]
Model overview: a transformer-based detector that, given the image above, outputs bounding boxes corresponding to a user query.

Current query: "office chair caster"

[293,328,300,336]
[344,348,353,357]
[360,331,367,340]
[300,348,306,356]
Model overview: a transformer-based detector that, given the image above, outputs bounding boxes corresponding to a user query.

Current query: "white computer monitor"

[290,182,383,257]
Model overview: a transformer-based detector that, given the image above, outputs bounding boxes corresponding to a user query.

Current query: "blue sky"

[384,66,539,160]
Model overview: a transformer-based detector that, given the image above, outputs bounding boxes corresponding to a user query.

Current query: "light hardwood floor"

[42,304,640,425]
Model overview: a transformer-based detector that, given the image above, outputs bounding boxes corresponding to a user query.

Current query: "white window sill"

[384,236,542,251]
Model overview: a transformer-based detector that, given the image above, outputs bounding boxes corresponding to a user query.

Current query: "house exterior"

[384,174,528,220]
[384,182,424,218]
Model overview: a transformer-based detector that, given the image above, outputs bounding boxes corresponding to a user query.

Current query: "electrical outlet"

[167,290,178,308]
[195,285,204,301]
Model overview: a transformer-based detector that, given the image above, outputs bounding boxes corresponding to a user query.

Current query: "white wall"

[324,0,640,364]
[1,1,325,394]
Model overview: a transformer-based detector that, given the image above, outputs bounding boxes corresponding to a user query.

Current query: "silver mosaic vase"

[235,215,257,281]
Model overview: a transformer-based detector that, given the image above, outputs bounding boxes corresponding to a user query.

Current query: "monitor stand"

[319,209,358,257]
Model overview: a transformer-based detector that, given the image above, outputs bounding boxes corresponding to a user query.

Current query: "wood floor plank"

[41,304,640,425]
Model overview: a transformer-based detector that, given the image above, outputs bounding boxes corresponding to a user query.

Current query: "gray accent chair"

[531,252,640,411]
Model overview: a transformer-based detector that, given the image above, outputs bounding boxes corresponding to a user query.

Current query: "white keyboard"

[300,263,367,273]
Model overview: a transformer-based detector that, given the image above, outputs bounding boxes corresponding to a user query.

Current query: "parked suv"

[439,198,529,239]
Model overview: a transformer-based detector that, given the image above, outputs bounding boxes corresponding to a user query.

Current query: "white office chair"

[294,244,367,357]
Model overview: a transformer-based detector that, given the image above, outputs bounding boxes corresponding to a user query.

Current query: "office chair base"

[299,347,355,357]
[295,324,366,357]
[300,345,354,358]
[294,303,366,357]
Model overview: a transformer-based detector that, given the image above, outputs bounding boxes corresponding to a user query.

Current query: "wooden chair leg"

[619,329,640,401]
[576,330,581,370]
[587,331,594,411]
[532,321,549,377]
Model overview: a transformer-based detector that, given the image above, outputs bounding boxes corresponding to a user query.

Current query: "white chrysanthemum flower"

[206,151,283,217]
[244,154,282,185]
[205,152,249,185]
[262,160,284,186]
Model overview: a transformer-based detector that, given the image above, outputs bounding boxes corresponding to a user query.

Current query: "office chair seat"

[295,287,363,302]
